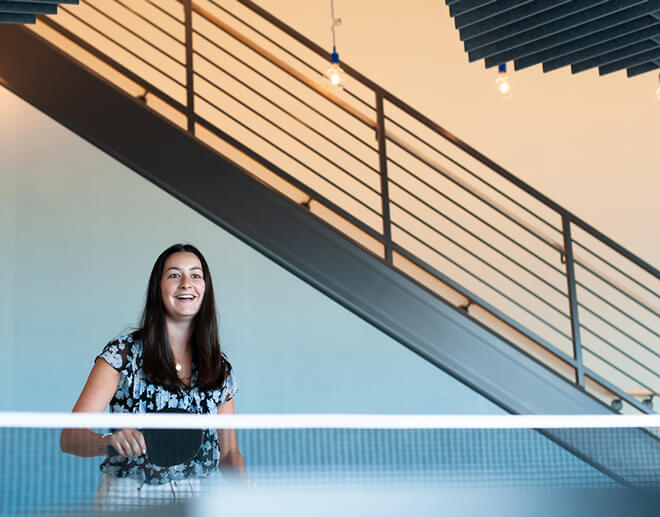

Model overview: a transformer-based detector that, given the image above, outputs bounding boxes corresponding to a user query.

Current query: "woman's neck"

[165,318,194,351]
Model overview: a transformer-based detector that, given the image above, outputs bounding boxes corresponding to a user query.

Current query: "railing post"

[375,92,392,262]
[183,0,195,134]
[562,214,585,388]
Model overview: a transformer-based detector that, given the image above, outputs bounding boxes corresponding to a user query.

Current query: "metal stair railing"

[21,0,659,413]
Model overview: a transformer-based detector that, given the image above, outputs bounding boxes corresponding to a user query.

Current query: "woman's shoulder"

[107,332,143,352]
[98,331,143,371]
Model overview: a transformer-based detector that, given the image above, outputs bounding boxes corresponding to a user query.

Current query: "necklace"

[175,363,182,372]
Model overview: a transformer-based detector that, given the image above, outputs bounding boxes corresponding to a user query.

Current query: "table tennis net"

[1,413,659,514]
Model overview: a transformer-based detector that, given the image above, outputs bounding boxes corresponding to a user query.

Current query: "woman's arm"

[216,398,247,477]
[60,359,145,458]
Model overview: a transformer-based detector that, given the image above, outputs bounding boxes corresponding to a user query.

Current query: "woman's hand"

[102,429,146,457]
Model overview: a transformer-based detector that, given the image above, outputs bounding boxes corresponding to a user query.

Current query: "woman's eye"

[192,273,202,279]
[168,273,180,279]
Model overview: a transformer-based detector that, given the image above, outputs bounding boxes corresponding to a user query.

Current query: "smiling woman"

[59,243,246,505]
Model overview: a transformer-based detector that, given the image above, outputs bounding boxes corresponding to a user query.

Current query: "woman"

[61,244,245,503]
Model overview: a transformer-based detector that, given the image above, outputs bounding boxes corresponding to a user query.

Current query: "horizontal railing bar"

[191,1,375,130]
[567,215,660,280]
[575,254,660,318]
[384,114,562,236]
[578,300,660,359]
[576,278,660,341]
[193,92,382,219]
[208,0,318,75]
[234,0,390,100]
[574,238,660,302]
[145,0,183,24]
[391,243,579,369]
[192,72,381,199]
[190,28,378,154]
[193,51,380,179]
[387,155,567,281]
[192,115,385,246]
[386,135,565,254]
[388,175,569,302]
[60,5,186,88]
[84,0,186,67]
[205,0,375,113]
[113,0,185,45]
[37,16,187,112]
[583,345,659,397]
[391,221,573,343]
[389,198,572,327]
[580,324,660,379]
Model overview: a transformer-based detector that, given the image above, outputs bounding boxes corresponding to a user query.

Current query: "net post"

[562,214,585,388]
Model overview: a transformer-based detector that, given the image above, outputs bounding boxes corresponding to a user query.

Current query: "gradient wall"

[0,86,501,414]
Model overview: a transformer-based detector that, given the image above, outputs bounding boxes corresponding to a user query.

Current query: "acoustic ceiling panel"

[447,0,660,77]
[0,0,78,24]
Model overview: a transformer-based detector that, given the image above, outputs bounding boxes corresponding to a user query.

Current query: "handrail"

[25,0,658,414]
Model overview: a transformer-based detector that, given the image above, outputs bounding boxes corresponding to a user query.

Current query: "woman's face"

[160,252,206,323]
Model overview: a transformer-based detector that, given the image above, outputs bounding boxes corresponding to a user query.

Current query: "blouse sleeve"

[96,336,132,373]
[212,352,238,406]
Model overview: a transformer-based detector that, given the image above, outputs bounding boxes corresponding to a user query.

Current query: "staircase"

[1,0,659,488]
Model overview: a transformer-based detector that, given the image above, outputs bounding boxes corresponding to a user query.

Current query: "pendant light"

[495,63,513,100]
[324,0,345,89]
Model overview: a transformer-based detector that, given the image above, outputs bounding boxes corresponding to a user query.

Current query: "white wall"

[0,86,502,415]
[255,0,660,266]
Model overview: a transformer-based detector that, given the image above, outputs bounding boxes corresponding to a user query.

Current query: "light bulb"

[324,47,345,90]
[494,63,513,100]
[496,76,510,94]
[329,64,342,84]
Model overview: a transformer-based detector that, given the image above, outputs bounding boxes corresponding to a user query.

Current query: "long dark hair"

[139,244,228,391]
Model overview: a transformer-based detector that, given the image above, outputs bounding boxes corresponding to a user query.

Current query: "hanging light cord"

[331,0,336,49]
[330,0,340,51]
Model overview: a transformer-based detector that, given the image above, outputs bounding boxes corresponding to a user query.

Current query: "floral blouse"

[96,333,237,484]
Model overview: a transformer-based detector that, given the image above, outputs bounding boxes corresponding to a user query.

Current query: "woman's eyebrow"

[165,267,182,271]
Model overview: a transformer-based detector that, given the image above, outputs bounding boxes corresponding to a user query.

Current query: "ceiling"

[0,0,77,24]
[446,0,660,77]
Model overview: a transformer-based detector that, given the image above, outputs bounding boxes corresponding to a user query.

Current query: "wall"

[0,85,501,415]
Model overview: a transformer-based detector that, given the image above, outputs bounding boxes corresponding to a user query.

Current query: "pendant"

[175,363,182,372]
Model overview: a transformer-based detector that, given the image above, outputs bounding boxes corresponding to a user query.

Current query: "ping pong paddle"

[143,408,204,468]
[106,408,204,468]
